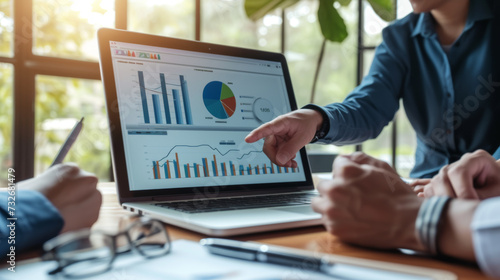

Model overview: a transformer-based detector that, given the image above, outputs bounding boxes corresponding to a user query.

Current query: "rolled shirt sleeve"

[471,197,500,278]
[0,190,64,256]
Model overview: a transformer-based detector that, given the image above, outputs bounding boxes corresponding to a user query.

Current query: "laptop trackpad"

[270,205,317,215]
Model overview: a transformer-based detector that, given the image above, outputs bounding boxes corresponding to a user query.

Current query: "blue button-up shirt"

[0,190,63,255]
[314,0,500,178]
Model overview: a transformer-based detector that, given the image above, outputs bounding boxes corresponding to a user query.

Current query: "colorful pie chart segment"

[203,81,236,119]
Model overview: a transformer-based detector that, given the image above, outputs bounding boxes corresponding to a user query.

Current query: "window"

[359,0,415,176]
[33,0,115,61]
[6,0,415,181]
[287,1,358,156]
[0,0,13,57]
[128,0,195,39]
[201,0,281,52]
[34,76,110,178]
[0,64,13,184]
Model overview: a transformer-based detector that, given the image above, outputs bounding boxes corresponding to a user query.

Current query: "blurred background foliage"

[0,0,416,185]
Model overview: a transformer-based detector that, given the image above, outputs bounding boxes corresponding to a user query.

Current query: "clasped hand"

[411,150,500,200]
[311,152,425,251]
[310,150,500,251]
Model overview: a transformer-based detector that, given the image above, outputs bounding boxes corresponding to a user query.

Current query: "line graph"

[155,144,264,163]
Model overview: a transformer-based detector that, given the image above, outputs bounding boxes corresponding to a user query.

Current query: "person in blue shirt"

[311,150,500,278]
[0,163,101,257]
[246,0,500,178]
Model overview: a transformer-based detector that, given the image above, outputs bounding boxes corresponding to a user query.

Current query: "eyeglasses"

[42,217,171,278]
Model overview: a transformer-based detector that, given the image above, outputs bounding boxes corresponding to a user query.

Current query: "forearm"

[302,107,325,132]
[0,190,64,255]
[438,199,478,261]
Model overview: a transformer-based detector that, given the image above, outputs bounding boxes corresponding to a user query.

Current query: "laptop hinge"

[150,189,316,202]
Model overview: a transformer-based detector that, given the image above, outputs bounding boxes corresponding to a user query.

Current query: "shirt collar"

[411,12,434,38]
[411,0,493,38]
[463,0,493,31]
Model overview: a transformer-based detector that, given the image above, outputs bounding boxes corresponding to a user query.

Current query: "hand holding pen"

[50,117,84,167]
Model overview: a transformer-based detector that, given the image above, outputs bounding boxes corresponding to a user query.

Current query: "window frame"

[7,0,399,180]
[355,0,399,169]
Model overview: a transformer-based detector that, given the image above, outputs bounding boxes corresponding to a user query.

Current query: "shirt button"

[447,93,451,98]
[446,129,452,134]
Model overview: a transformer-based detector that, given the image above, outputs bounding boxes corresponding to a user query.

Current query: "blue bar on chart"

[230,161,235,176]
[173,160,179,178]
[180,75,193,124]
[203,158,209,177]
[152,94,162,124]
[172,89,184,124]
[138,71,150,123]
[152,161,158,179]
[159,74,172,124]
[194,163,199,177]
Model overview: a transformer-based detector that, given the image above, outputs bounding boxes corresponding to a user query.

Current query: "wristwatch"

[302,104,330,143]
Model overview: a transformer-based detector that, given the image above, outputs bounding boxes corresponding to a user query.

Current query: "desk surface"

[94,183,488,280]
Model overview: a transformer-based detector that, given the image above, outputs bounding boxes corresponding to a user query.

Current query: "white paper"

[0,240,432,280]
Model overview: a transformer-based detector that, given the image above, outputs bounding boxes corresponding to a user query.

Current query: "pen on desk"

[200,238,333,276]
[50,117,84,167]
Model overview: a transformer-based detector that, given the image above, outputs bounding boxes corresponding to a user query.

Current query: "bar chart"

[151,152,298,180]
[138,71,193,125]
[147,143,298,180]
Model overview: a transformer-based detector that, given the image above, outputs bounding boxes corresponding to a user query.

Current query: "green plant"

[244,0,395,102]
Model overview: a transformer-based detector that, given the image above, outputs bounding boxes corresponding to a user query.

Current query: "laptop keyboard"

[154,193,317,214]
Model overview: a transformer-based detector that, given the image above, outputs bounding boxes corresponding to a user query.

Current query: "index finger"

[409,179,432,188]
[245,117,286,143]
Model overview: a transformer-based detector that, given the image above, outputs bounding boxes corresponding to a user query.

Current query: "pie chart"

[203,81,236,119]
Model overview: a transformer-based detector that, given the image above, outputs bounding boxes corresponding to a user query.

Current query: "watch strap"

[302,104,330,143]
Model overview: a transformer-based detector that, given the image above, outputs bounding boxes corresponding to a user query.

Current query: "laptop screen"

[108,40,307,191]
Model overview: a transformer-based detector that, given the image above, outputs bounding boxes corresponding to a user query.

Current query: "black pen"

[200,239,431,280]
[50,117,84,167]
[200,238,333,275]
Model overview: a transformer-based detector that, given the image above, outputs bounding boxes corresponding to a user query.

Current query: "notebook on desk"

[97,28,321,236]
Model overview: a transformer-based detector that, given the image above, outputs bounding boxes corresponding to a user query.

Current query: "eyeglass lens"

[129,220,170,257]
[56,233,114,277]
[54,220,170,277]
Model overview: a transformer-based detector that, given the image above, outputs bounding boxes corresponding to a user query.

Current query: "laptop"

[97,28,321,236]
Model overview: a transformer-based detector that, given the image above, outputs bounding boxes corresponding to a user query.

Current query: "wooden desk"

[94,183,489,280]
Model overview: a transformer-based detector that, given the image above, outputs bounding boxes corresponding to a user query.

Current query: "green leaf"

[318,0,348,42]
[244,0,300,21]
[367,0,395,22]
[337,0,352,7]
